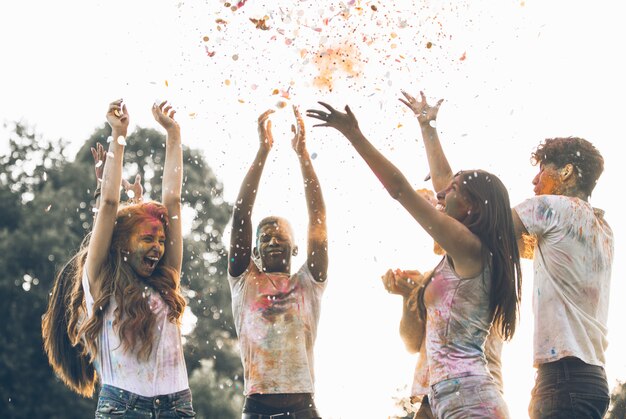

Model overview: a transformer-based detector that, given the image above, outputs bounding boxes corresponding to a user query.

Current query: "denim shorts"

[95,384,195,419]
[529,357,609,419]
[429,375,510,419]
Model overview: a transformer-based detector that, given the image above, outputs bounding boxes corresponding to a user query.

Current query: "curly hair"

[43,202,186,396]
[531,137,604,198]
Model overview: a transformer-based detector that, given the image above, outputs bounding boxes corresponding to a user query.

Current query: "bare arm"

[85,99,128,300]
[228,110,274,277]
[306,103,481,274]
[90,142,106,209]
[292,106,328,282]
[381,269,426,353]
[512,209,535,259]
[399,90,452,193]
[154,101,183,274]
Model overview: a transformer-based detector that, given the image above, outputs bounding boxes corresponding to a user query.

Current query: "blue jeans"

[529,357,609,419]
[95,385,195,419]
[429,375,510,419]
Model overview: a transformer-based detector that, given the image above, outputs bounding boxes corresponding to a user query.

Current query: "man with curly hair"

[513,137,613,419]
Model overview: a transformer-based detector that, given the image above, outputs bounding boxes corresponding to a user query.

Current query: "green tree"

[0,122,242,418]
[608,381,626,419]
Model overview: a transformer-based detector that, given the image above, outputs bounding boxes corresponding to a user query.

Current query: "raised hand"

[306,102,360,137]
[291,105,306,156]
[152,100,179,132]
[122,174,143,203]
[90,142,106,184]
[399,90,443,126]
[106,99,129,136]
[258,109,275,151]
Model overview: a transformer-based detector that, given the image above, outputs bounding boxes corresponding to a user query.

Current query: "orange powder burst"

[312,43,363,91]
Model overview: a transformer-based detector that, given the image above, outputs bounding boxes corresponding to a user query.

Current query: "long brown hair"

[42,202,186,396]
[455,170,522,340]
[409,171,522,341]
[41,235,96,397]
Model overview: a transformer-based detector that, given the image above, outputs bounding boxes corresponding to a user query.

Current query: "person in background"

[513,136,612,419]
[227,106,328,419]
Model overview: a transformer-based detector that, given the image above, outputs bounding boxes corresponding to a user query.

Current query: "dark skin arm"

[291,106,328,282]
[228,110,274,277]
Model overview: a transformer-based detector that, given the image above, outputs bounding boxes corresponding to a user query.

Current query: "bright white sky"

[1,1,625,418]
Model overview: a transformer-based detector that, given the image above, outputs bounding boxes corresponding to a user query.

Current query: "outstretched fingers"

[258,109,275,124]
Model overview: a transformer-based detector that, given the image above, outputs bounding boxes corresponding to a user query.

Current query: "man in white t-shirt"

[512,136,613,419]
[227,107,328,419]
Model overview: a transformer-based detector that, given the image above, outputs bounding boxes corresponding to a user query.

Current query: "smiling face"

[254,218,295,274]
[436,175,473,223]
[126,219,166,278]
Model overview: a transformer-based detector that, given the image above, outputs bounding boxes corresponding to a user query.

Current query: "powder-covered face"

[126,219,166,278]
[532,163,563,196]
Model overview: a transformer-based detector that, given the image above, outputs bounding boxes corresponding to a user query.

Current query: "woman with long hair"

[42,99,194,418]
[307,91,521,418]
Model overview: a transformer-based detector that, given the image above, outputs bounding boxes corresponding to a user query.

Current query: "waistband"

[538,357,605,373]
[99,384,192,410]
[242,408,321,419]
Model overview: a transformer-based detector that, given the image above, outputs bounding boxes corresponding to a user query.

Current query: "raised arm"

[228,110,275,277]
[90,142,106,210]
[306,103,480,268]
[85,99,128,300]
[399,90,452,193]
[153,101,183,274]
[291,106,328,282]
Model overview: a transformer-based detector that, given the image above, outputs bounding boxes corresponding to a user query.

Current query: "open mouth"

[435,203,446,212]
[144,256,159,269]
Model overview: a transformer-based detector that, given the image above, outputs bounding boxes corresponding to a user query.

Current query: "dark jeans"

[95,384,195,419]
[529,357,609,419]
[242,394,321,418]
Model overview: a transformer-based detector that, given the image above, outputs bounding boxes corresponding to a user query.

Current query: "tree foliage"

[608,381,626,419]
[0,122,242,418]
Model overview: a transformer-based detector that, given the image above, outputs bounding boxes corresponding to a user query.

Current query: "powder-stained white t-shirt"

[228,261,326,395]
[82,268,189,396]
[514,195,613,367]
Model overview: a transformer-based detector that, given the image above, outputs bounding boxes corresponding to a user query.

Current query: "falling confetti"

[250,17,270,30]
